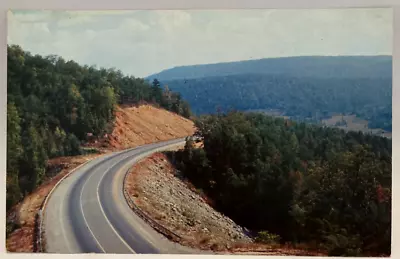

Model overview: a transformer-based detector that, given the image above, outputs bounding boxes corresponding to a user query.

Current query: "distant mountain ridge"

[146,55,392,81]
[146,55,392,133]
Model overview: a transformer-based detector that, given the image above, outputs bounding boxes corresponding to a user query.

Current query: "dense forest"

[163,73,392,131]
[172,112,391,256]
[147,55,392,81]
[7,45,191,211]
[7,45,392,256]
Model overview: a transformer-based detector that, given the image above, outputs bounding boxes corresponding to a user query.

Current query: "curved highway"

[44,138,200,254]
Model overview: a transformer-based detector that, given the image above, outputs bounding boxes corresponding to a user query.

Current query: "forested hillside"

[173,112,391,256]
[147,56,392,81]
[163,74,392,131]
[6,45,191,211]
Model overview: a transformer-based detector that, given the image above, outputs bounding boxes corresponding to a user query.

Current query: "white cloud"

[57,15,95,28]
[121,18,150,32]
[8,9,392,77]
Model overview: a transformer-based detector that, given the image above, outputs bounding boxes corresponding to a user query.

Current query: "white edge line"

[41,138,187,252]
[95,141,186,253]
[40,153,105,252]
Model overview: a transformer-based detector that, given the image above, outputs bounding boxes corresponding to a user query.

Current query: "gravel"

[125,153,253,251]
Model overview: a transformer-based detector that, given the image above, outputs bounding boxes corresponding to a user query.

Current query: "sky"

[8,8,392,78]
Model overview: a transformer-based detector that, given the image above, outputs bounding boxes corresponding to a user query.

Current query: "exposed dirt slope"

[89,105,195,150]
[7,104,195,252]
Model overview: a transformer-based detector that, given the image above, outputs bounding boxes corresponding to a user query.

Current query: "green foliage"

[7,103,22,170]
[19,124,47,193]
[151,78,163,104]
[149,56,392,130]
[165,74,392,131]
[6,44,192,212]
[64,133,81,156]
[6,174,21,212]
[80,147,101,155]
[323,227,363,256]
[147,55,392,81]
[357,105,392,131]
[117,76,191,118]
[174,111,391,256]
[6,221,19,238]
[6,103,22,210]
[255,231,281,244]
[158,82,191,118]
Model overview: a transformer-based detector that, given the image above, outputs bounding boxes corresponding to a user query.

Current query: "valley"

[147,56,392,137]
[245,109,391,138]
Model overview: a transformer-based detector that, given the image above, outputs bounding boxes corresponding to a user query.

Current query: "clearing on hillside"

[86,104,196,150]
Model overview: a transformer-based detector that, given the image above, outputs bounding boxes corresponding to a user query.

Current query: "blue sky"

[8,8,392,77]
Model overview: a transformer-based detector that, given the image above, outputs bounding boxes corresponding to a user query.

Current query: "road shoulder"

[6,153,103,252]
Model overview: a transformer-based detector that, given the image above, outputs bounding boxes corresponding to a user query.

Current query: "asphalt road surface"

[44,138,202,254]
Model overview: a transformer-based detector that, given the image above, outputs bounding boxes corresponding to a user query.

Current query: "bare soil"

[6,104,196,252]
[124,152,327,256]
[87,104,196,150]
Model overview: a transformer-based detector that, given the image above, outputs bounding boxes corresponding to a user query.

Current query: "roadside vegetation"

[124,152,326,256]
[172,111,391,256]
[7,45,392,257]
[7,45,191,212]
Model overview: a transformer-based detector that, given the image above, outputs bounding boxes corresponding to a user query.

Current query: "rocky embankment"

[125,152,253,252]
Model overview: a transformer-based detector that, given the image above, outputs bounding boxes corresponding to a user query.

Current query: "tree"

[19,125,47,193]
[6,44,192,212]
[174,111,391,255]
[6,102,22,209]
[163,74,391,132]
[64,133,81,156]
[181,101,192,118]
[151,78,163,104]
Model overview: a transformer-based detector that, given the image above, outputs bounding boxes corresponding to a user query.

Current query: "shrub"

[255,231,281,244]
[324,230,363,256]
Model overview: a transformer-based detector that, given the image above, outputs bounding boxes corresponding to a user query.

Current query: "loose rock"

[125,152,252,251]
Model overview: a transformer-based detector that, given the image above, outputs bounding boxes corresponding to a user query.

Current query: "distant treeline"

[172,111,391,256]
[164,73,392,131]
[7,45,191,212]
